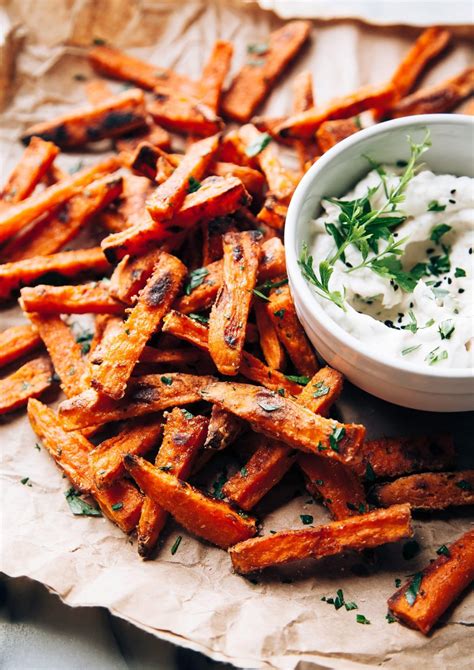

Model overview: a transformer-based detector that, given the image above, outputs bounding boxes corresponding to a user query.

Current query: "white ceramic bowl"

[285,114,474,412]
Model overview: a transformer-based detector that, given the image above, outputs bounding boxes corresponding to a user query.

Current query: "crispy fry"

[387,67,474,118]
[89,45,195,92]
[222,21,311,122]
[88,314,120,357]
[109,248,163,304]
[27,399,143,532]
[0,137,59,204]
[115,122,171,154]
[91,252,186,399]
[203,405,243,451]
[277,82,397,138]
[197,40,233,113]
[373,471,474,510]
[0,324,42,368]
[296,366,344,417]
[292,71,318,172]
[201,216,238,265]
[100,174,154,234]
[200,382,366,463]
[21,89,147,148]
[0,247,110,302]
[0,356,53,414]
[0,157,119,244]
[2,176,123,262]
[137,408,208,556]
[256,196,288,230]
[138,345,209,369]
[267,284,318,376]
[130,142,175,181]
[124,454,257,549]
[230,504,412,574]
[58,373,215,430]
[223,439,295,510]
[208,231,262,375]
[388,529,474,634]
[26,312,86,397]
[147,134,221,223]
[254,300,286,371]
[85,78,113,104]
[20,283,123,315]
[211,163,265,198]
[90,417,163,488]
[316,118,360,153]
[217,130,257,168]
[102,175,249,263]
[350,434,455,479]
[148,92,224,137]
[175,236,285,314]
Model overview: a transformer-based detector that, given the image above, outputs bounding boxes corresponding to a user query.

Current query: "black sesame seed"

[393,284,399,291]
[450,189,456,195]
[447,278,452,285]
[398,312,404,318]
[409,302,414,308]
[449,199,456,204]
[469,248,472,255]
[394,232,399,237]
[346,262,353,269]
[426,248,435,254]
[458,288,465,294]
[384,320,395,328]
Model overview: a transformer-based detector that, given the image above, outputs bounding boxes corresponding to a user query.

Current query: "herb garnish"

[240,467,248,477]
[430,223,451,244]
[329,425,345,452]
[386,612,397,623]
[76,330,94,355]
[356,614,371,624]
[171,535,182,555]
[181,409,194,420]
[401,344,421,356]
[188,176,202,193]
[365,462,376,482]
[273,309,286,319]
[394,578,402,588]
[313,381,330,397]
[427,201,446,212]
[298,131,432,309]
[65,488,102,516]
[425,347,448,365]
[456,479,473,491]
[185,267,209,295]
[300,514,313,525]
[245,132,272,157]
[253,277,288,301]
[247,42,269,55]
[402,309,434,334]
[111,502,123,511]
[454,267,466,278]
[257,400,281,412]
[160,375,173,385]
[21,477,31,486]
[405,572,423,606]
[322,589,358,611]
[438,319,455,340]
[436,544,450,557]
[285,374,310,385]
[188,312,209,325]
[211,470,227,499]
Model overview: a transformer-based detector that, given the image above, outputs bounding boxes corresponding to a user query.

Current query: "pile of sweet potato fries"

[1,22,473,636]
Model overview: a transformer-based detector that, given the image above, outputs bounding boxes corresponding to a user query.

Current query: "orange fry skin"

[208,231,262,375]
[267,284,318,376]
[146,133,221,223]
[350,434,455,479]
[316,118,360,153]
[197,40,234,113]
[256,196,287,231]
[20,283,123,315]
[137,408,209,557]
[294,366,344,417]
[254,300,286,371]
[201,381,365,463]
[201,216,238,266]
[26,313,86,397]
[292,70,318,172]
[0,137,59,204]
[90,417,163,489]
[2,175,123,262]
[373,471,474,510]
[222,21,311,122]
[124,454,257,549]
[0,324,42,368]
[100,174,154,234]
[21,89,147,148]
[109,248,163,305]
[27,399,143,532]
[230,504,413,574]
[388,529,474,635]
[91,252,186,399]
[101,175,249,263]
[0,157,119,244]
[203,405,243,451]
[0,356,53,414]
[58,373,216,430]
[148,90,224,137]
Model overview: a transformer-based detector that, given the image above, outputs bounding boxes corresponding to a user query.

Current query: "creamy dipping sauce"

[308,168,474,369]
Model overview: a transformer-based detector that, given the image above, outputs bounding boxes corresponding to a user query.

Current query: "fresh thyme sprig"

[299,130,432,309]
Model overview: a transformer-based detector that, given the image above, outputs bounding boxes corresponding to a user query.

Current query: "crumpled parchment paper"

[1,2,473,669]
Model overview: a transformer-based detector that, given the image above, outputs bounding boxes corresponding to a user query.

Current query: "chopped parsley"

[436,544,450,557]
[402,309,434,334]
[425,347,448,365]
[312,381,330,397]
[329,425,345,452]
[21,477,31,486]
[34,443,41,451]
[385,612,397,623]
[394,578,402,588]
[253,277,288,301]
[405,572,423,606]
[285,374,310,385]
[188,312,209,325]
[185,267,209,295]
[454,267,466,278]
[247,42,269,55]
[300,514,313,525]
[430,223,451,244]
[356,614,371,624]
[65,488,102,517]
[365,462,376,482]
[245,132,272,157]
[455,479,473,491]
[438,319,455,340]
[181,409,194,420]
[170,535,182,555]
[188,176,202,193]
[401,344,421,356]
[257,400,281,412]
[111,502,123,511]
[427,201,446,212]
[159,465,173,472]
[75,330,94,355]
[160,375,173,385]
[273,309,286,319]
[240,467,248,477]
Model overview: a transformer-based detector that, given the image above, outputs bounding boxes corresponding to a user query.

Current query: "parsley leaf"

[425,347,448,365]
[365,462,376,482]
[65,488,102,517]
[285,374,310,385]
[356,614,371,624]
[456,479,473,491]
[430,223,451,244]
[257,400,281,412]
[454,267,466,278]
[160,375,173,385]
[300,514,313,525]
[438,319,455,340]
[436,544,450,557]
[247,42,269,55]
[188,312,209,325]
[171,535,182,555]
[405,573,423,606]
[75,330,94,355]
[185,267,209,295]
[329,425,346,452]
[427,201,446,212]
[111,502,123,511]
[386,612,397,623]
[245,132,272,157]
[313,381,330,397]
[188,176,201,193]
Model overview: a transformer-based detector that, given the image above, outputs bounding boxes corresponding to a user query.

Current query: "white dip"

[308,168,474,369]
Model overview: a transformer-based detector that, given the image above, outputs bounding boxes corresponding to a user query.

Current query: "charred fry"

[373,471,474,510]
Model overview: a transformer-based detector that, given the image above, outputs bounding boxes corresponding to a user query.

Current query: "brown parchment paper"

[1,2,473,668]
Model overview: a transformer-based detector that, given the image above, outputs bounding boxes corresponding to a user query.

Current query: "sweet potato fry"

[350,434,455,479]
[91,252,186,399]
[254,300,286,371]
[0,324,42,368]
[102,175,249,263]
[115,122,171,154]
[20,283,123,315]
[88,314,120,357]
[100,174,154,234]
[21,89,147,148]
[217,130,257,168]
[200,382,366,463]
[203,405,243,451]
[138,346,209,370]
[148,91,223,137]
[2,176,123,262]
[85,78,113,104]
[292,70,318,172]
[125,454,256,549]
[373,471,474,510]
[201,216,238,265]
[109,248,163,304]
[0,156,119,243]
[277,82,397,138]
[387,67,474,118]
[130,142,174,181]
[388,529,474,634]
[316,118,360,153]
[230,503,412,574]
[147,134,221,223]
[0,137,59,204]
[89,45,194,92]
[28,399,143,532]
[296,366,344,417]
[211,163,265,198]
[137,408,208,556]
[208,231,262,375]
[222,21,311,122]
[90,417,163,488]
[256,196,288,231]
[267,284,318,376]
[58,373,215,430]
[223,439,295,511]
[26,312,86,397]
[197,40,233,113]
[0,356,53,414]
[175,236,285,314]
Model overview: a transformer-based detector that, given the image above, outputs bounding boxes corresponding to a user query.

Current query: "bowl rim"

[284,113,474,381]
